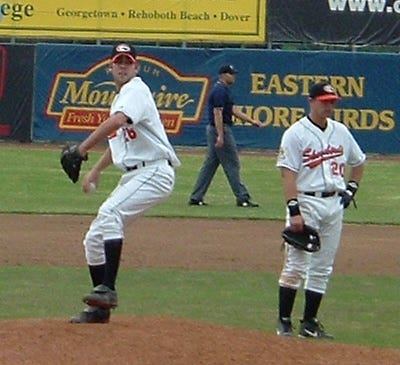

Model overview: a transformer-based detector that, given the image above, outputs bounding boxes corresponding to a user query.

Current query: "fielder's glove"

[340,181,359,209]
[60,144,88,183]
[281,225,321,253]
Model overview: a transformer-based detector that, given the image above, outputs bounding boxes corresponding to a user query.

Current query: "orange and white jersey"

[277,116,365,193]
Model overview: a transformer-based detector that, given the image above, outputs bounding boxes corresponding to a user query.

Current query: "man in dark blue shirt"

[189,64,265,207]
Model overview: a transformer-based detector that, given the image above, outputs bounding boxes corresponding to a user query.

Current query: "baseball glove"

[60,144,88,183]
[281,225,321,253]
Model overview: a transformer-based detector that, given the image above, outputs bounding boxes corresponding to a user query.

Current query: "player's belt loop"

[301,191,337,198]
[125,159,172,172]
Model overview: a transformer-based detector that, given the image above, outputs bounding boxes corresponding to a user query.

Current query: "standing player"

[188,64,265,207]
[68,43,180,323]
[276,82,365,338]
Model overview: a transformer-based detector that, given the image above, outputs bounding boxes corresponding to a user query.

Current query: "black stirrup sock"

[303,289,323,321]
[103,239,123,290]
[89,264,106,287]
[278,286,297,319]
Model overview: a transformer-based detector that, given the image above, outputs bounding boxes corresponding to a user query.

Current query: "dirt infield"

[1,214,399,364]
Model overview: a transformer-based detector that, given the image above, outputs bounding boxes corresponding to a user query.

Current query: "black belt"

[302,191,337,198]
[126,160,172,171]
[126,162,145,171]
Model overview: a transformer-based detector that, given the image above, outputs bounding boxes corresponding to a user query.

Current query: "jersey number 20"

[331,161,345,177]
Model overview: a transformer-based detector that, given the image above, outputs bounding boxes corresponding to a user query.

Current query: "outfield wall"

[0,44,34,142]
[0,44,399,153]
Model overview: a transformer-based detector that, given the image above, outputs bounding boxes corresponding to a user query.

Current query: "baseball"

[87,182,97,194]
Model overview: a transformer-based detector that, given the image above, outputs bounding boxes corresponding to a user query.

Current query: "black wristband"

[347,180,359,194]
[287,199,301,217]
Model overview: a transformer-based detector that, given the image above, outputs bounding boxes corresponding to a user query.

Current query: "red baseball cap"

[309,82,341,101]
[111,43,137,63]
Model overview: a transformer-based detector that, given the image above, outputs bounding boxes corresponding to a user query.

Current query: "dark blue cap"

[218,64,238,74]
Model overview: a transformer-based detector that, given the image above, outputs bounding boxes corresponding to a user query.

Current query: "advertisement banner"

[0,0,266,43]
[0,44,34,141]
[33,44,211,145]
[268,0,400,45]
[33,44,400,154]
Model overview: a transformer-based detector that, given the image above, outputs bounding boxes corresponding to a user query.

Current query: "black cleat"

[276,317,293,336]
[299,318,334,339]
[83,284,118,309]
[70,306,110,324]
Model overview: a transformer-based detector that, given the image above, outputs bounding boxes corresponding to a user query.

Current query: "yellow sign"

[0,0,266,43]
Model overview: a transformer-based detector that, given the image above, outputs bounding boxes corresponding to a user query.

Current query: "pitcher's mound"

[1,316,399,365]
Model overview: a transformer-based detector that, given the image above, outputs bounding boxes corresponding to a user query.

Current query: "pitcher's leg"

[82,167,174,311]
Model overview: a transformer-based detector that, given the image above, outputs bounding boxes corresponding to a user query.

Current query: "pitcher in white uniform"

[275,82,365,338]
[70,43,180,323]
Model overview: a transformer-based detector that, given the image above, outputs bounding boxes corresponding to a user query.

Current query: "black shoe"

[299,318,334,339]
[70,306,110,324]
[188,199,207,206]
[276,317,293,336]
[83,284,118,309]
[237,200,259,208]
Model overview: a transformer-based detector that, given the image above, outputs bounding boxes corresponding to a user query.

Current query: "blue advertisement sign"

[33,44,399,153]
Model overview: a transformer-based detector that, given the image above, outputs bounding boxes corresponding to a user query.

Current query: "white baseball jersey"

[107,76,180,170]
[277,116,366,192]
[83,75,180,266]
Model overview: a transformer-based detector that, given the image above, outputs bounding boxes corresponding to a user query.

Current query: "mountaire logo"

[46,55,210,134]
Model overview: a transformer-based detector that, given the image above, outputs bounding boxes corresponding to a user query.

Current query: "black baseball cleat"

[188,199,208,206]
[83,284,118,309]
[237,200,259,208]
[70,306,110,324]
[276,317,294,336]
[298,318,334,339]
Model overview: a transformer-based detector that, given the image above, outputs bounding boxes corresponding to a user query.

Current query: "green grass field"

[0,144,399,349]
[1,145,400,224]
